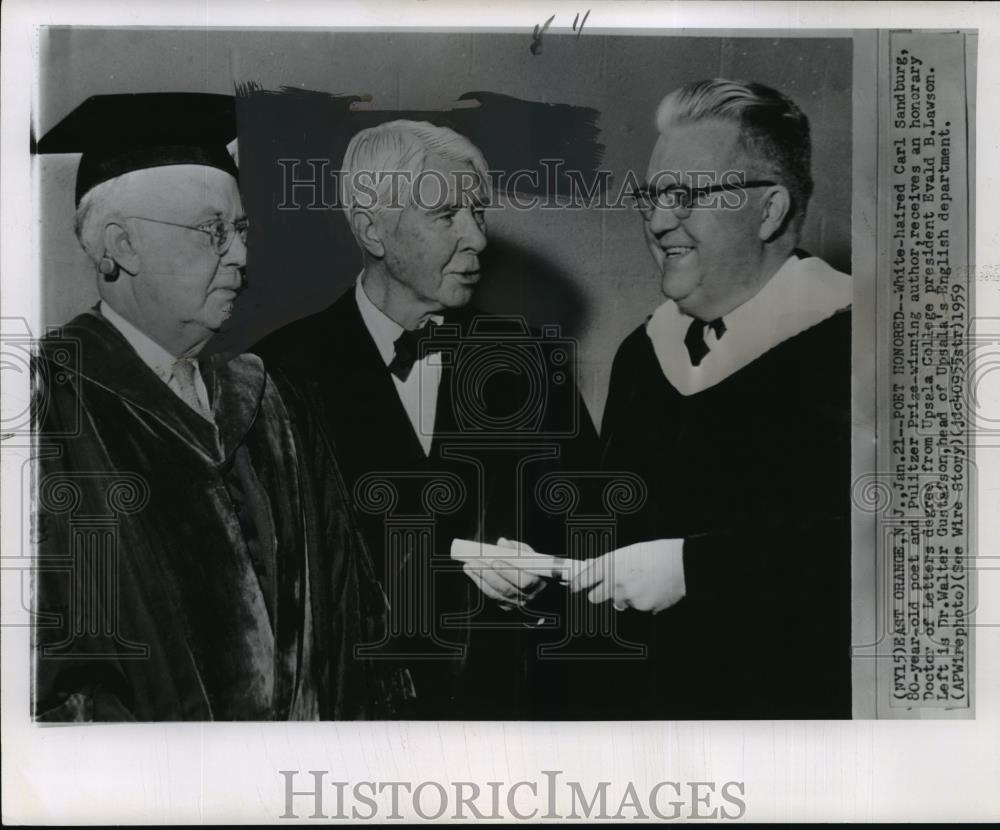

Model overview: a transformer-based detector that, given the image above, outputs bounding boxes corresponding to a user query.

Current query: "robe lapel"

[201,351,267,460]
[339,294,434,465]
[65,310,269,464]
[430,331,457,457]
[429,310,475,456]
[66,310,223,459]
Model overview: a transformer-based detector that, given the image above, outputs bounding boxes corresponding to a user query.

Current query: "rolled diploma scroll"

[450,539,573,582]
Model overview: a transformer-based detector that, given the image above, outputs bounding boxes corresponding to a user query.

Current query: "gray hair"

[73,174,133,266]
[655,78,813,231]
[340,120,490,224]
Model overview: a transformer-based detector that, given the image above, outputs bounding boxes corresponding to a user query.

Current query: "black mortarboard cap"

[36,92,239,205]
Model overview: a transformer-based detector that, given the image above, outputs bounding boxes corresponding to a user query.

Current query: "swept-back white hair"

[340,119,490,226]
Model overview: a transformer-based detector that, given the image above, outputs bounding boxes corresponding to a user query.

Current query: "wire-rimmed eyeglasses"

[626,180,778,220]
[127,216,249,255]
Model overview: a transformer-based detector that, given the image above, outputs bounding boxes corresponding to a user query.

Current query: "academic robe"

[33,308,410,721]
[597,309,853,719]
[254,288,599,718]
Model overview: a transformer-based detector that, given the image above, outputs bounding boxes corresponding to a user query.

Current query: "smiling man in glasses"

[575,79,853,719]
[32,93,410,721]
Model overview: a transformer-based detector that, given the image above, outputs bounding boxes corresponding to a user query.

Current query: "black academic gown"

[254,288,599,718]
[33,309,409,721]
[598,309,853,719]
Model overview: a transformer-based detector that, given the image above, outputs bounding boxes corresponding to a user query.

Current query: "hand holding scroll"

[457,537,551,611]
[569,539,687,614]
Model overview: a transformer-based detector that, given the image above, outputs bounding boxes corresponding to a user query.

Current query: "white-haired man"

[574,80,853,719]
[33,93,410,721]
[255,120,599,718]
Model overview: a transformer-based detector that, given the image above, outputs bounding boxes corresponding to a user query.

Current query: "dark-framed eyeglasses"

[126,216,249,254]
[626,180,778,220]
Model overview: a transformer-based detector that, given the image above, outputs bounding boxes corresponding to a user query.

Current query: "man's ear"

[102,221,140,275]
[757,185,792,242]
[350,208,385,258]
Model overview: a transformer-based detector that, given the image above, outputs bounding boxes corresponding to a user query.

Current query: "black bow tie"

[683,317,727,367]
[388,323,441,382]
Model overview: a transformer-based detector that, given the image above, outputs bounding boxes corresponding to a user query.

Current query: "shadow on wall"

[475,231,589,339]
[207,85,604,354]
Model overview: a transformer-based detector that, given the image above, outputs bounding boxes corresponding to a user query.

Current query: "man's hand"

[462,537,548,611]
[569,539,686,614]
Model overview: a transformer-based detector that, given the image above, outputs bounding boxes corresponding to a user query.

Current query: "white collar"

[646,254,852,396]
[99,301,180,382]
[355,274,444,367]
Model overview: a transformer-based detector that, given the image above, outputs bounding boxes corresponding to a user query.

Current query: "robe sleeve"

[32,356,139,722]
[266,367,416,718]
[681,516,850,599]
[598,327,645,465]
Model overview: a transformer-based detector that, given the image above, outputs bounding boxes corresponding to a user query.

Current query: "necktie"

[388,323,440,382]
[683,317,727,367]
[169,358,212,420]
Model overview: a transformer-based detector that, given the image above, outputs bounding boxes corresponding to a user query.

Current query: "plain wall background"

[37,28,852,424]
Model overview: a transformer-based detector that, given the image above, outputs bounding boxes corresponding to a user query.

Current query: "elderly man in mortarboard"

[32,93,411,721]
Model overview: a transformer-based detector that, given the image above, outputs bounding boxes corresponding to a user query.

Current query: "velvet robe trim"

[35,310,309,719]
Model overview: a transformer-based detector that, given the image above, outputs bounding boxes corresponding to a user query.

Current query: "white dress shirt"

[354,278,444,456]
[646,253,853,396]
[628,254,852,606]
[99,301,213,421]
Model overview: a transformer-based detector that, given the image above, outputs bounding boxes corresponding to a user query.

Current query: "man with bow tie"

[575,79,853,719]
[255,120,599,718]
